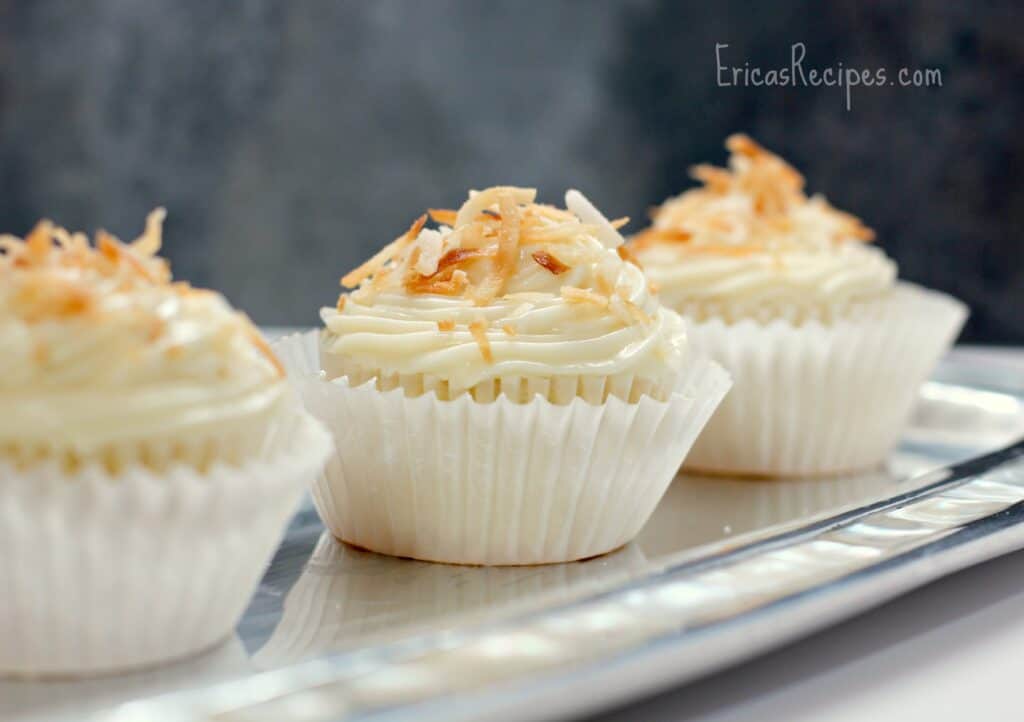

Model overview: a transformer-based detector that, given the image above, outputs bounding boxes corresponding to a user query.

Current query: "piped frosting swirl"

[631,135,897,321]
[321,187,687,399]
[0,211,285,460]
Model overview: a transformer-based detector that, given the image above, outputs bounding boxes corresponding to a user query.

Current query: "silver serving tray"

[4,350,1024,722]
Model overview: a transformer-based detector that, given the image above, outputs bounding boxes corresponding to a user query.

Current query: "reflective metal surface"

[4,353,1024,722]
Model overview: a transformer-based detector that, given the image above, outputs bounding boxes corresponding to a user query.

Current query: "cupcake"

[0,212,332,676]
[631,135,968,476]
[275,186,731,565]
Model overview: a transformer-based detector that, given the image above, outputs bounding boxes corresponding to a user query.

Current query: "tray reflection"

[253,534,652,668]
[0,636,249,722]
[251,455,942,672]
[2,378,1021,721]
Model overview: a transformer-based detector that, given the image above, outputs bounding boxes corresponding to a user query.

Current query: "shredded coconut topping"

[629,136,897,320]
[0,209,283,377]
[326,187,686,379]
[632,134,874,253]
[531,250,569,275]
[340,186,629,304]
[1,209,170,321]
[336,187,645,363]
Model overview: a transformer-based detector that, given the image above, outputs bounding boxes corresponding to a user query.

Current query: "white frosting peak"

[0,212,285,453]
[323,187,685,394]
[632,135,897,319]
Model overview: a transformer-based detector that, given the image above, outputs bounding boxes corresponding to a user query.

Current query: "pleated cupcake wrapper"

[254,533,651,667]
[681,282,968,477]
[322,358,678,405]
[0,409,332,678]
[664,291,897,327]
[275,332,731,565]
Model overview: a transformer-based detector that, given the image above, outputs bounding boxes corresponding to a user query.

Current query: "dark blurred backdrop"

[0,1,1020,341]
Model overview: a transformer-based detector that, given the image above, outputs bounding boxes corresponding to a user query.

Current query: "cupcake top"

[0,211,285,457]
[631,135,897,321]
[322,186,686,396]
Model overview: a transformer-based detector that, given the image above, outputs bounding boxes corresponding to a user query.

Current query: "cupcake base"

[681,283,967,477]
[275,332,731,566]
[682,460,886,480]
[0,408,332,678]
[334,536,630,566]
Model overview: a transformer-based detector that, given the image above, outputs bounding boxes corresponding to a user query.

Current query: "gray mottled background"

[0,1,1020,341]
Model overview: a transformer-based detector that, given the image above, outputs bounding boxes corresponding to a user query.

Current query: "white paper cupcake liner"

[320,358,679,404]
[0,408,332,678]
[275,331,731,565]
[680,282,968,477]
[253,532,651,668]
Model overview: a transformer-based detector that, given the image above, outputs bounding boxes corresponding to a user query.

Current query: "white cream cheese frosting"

[0,211,286,461]
[321,187,687,399]
[632,135,897,322]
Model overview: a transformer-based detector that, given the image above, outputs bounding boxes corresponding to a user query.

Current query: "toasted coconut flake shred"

[496,193,522,270]
[244,321,286,378]
[690,164,733,192]
[1,209,173,321]
[97,231,120,264]
[2,209,279,381]
[617,287,651,326]
[427,209,458,226]
[341,189,654,344]
[341,213,427,289]
[629,228,692,249]
[25,221,54,262]
[370,267,393,292]
[561,286,609,308]
[531,250,569,275]
[470,190,523,305]
[434,247,493,275]
[468,319,494,363]
[97,230,160,283]
[455,187,535,228]
[726,133,763,158]
[595,272,615,298]
[520,221,598,244]
[406,246,422,274]
[132,207,167,255]
[640,134,874,250]
[451,269,470,289]
[565,189,625,249]
[412,230,444,276]
[616,244,643,269]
